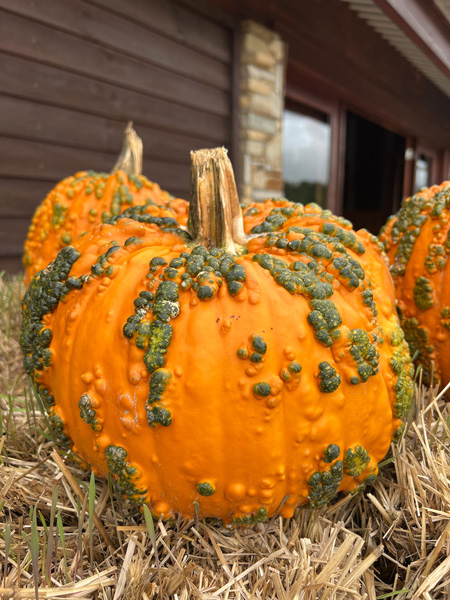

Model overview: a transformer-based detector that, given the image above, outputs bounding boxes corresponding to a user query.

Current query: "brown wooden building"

[1,0,450,273]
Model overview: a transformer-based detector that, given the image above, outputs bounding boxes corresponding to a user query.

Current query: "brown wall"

[0,0,234,273]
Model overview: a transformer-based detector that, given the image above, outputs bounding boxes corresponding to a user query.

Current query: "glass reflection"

[414,154,430,192]
[282,108,331,207]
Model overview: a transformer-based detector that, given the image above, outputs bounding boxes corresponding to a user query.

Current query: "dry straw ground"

[1,273,450,599]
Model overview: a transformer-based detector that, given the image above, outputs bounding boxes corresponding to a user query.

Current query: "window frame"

[285,65,448,218]
[282,99,332,209]
[285,78,345,216]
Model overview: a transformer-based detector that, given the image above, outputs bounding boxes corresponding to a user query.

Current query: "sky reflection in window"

[282,109,331,207]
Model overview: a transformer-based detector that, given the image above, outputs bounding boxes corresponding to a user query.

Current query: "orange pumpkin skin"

[22,170,188,286]
[243,198,413,424]
[242,199,354,235]
[21,200,413,524]
[379,181,450,385]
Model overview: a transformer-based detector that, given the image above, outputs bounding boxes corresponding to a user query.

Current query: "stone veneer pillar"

[239,21,287,205]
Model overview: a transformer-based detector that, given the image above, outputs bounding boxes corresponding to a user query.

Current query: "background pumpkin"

[21,148,413,524]
[22,123,189,286]
[379,181,450,385]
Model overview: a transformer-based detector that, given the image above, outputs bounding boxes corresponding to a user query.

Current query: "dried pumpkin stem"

[111,121,143,177]
[188,147,248,253]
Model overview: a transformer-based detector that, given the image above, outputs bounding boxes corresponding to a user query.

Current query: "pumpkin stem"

[111,122,143,176]
[188,147,248,252]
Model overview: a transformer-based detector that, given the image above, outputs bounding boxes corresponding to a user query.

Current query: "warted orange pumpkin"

[379,181,450,385]
[21,149,413,524]
[22,123,188,286]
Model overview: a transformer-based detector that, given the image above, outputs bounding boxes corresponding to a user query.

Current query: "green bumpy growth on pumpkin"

[248,335,267,363]
[35,385,55,411]
[78,394,101,431]
[252,228,374,333]
[249,202,353,236]
[144,321,173,375]
[122,245,269,429]
[344,445,370,477]
[319,222,365,255]
[440,307,450,331]
[380,197,429,270]
[330,255,365,291]
[307,454,344,509]
[380,187,450,392]
[390,327,404,346]
[381,188,450,277]
[232,507,268,525]
[20,246,87,443]
[323,443,340,463]
[393,423,405,442]
[105,445,147,504]
[253,382,272,397]
[197,482,216,496]
[280,361,303,383]
[250,213,289,233]
[144,322,175,427]
[252,253,334,300]
[21,246,83,375]
[251,335,267,354]
[51,202,68,229]
[413,276,434,310]
[424,243,446,274]
[90,243,121,278]
[49,412,71,448]
[307,299,342,347]
[348,329,380,384]
[401,317,437,384]
[318,362,341,393]
[389,333,415,418]
[110,184,134,216]
[148,369,172,405]
[263,225,364,261]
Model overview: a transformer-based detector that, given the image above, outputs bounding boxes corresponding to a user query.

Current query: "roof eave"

[373,0,450,80]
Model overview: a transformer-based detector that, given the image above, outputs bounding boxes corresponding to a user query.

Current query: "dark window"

[343,112,405,234]
[282,101,331,207]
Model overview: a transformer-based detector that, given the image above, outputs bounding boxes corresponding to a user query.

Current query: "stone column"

[239,21,286,205]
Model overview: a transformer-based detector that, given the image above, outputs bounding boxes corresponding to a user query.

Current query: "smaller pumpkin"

[22,123,188,285]
[379,181,450,385]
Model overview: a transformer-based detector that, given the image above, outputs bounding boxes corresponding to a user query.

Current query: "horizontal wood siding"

[0,55,230,141]
[0,0,233,272]
[0,219,30,259]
